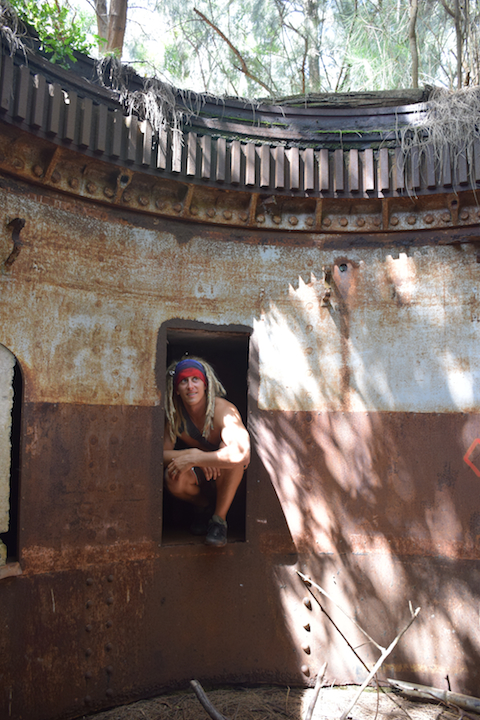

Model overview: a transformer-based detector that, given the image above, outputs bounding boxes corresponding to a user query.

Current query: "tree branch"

[193,8,274,94]
[190,680,228,720]
[409,0,419,88]
[439,0,455,18]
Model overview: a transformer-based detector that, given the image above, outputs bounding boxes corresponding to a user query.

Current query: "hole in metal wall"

[162,327,250,546]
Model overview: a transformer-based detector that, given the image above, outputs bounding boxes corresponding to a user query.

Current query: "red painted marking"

[464,438,480,477]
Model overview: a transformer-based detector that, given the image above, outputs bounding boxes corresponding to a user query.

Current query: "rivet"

[356,217,365,227]
[87,182,97,194]
[123,191,132,203]
[190,206,198,215]
[85,671,92,680]
[305,347,313,355]
[273,215,281,224]
[441,212,451,222]
[155,198,166,209]
[173,203,182,213]
[301,643,311,654]
[289,216,298,226]
[305,325,313,333]
[106,596,114,605]
[138,195,149,206]
[86,600,93,609]
[301,665,310,677]
[372,217,381,226]
[69,177,79,189]
[104,187,114,198]
[85,624,93,632]
[340,217,348,226]
[223,210,232,220]
[323,217,331,227]
[303,597,312,610]
[425,214,434,224]
[407,215,416,225]
[306,217,314,226]
[106,665,114,674]
[390,216,399,226]
[239,211,248,222]
[32,165,44,177]
[13,158,24,170]
[51,170,61,183]
[107,574,114,582]
[460,210,469,221]
[86,578,94,586]
[206,208,216,218]
[105,643,113,652]
[106,689,114,698]
[85,648,92,657]
[256,214,265,223]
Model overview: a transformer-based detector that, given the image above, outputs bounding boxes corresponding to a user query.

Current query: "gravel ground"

[81,684,453,720]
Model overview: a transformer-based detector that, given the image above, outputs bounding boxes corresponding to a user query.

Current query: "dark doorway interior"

[162,326,250,545]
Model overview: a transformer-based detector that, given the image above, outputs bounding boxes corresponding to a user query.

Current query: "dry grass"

[84,684,456,720]
[400,86,480,185]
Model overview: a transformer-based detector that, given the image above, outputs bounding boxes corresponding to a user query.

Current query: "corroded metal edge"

[2,119,480,238]
[2,42,479,207]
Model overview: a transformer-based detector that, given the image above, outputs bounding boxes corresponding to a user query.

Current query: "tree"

[93,0,128,55]
[8,0,480,94]
[9,0,94,66]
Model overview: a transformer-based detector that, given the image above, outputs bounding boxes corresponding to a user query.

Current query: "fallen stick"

[388,679,480,714]
[298,571,384,651]
[297,573,416,720]
[190,679,228,720]
[339,606,421,720]
[304,662,327,720]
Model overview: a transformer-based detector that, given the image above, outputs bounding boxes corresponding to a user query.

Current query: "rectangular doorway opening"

[161,324,250,546]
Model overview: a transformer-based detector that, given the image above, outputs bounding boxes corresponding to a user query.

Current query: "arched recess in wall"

[0,344,22,566]
[156,321,252,546]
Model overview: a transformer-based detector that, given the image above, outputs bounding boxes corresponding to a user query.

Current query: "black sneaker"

[205,518,227,547]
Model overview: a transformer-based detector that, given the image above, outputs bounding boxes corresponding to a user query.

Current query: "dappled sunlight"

[443,352,475,410]
[386,252,418,305]
[251,243,480,690]
[424,491,464,547]
[254,275,343,412]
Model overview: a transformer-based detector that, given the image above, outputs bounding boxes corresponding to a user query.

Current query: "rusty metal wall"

[1,132,480,720]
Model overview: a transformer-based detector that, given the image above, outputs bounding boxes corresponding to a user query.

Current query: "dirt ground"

[83,684,458,720]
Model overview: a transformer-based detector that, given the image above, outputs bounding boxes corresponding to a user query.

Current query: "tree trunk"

[409,0,419,88]
[108,0,128,56]
[304,0,321,91]
[94,0,127,56]
[454,0,462,88]
[95,0,108,45]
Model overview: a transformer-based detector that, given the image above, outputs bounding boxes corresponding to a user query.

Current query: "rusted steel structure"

[1,34,480,720]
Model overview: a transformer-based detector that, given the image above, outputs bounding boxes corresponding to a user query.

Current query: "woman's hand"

[167,449,198,478]
[201,466,221,481]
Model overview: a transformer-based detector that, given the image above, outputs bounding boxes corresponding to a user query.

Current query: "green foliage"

[9,0,94,67]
